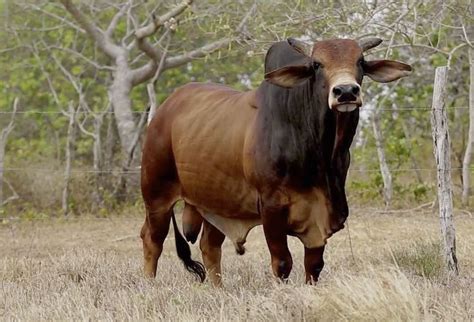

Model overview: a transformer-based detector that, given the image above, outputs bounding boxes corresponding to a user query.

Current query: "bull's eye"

[358,58,365,67]
[313,62,321,70]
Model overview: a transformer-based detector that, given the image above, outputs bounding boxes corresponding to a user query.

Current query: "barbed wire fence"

[0,104,473,217]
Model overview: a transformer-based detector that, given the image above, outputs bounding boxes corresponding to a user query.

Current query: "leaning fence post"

[430,66,458,275]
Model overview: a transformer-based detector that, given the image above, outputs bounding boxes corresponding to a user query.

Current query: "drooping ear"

[363,60,412,83]
[264,64,313,88]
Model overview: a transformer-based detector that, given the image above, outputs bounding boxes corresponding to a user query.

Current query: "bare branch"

[59,0,122,59]
[27,3,84,34]
[0,45,29,54]
[47,45,114,71]
[133,0,194,77]
[135,0,193,39]
[136,29,170,66]
[147,35,171,125]
[447,43,468,69]
[164,37,235,69]
[131,1,254,86]
[75,105,96,138]
[31,43,61,107]
[51,53,82,94]
[2,179,19,206]
[236,2,257,34]
[1,98,19,141]
[371,43,450,55]
[461,23,473,48]
[106,1,131,38]
[131,36,234,86]
[58,0,103,41]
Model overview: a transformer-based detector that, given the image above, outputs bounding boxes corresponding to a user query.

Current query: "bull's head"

[264,37,412,112]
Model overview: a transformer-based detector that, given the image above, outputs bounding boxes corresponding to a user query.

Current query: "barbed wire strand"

[0,106,472,115]
[1,166,473,174]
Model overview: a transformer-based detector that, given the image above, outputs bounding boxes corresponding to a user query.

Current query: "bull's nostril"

[333,87,342,96]
[351,86,360,96]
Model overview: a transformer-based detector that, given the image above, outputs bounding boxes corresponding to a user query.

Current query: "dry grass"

[1,209,473,321]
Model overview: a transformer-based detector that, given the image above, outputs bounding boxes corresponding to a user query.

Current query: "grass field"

[1,208,473,321]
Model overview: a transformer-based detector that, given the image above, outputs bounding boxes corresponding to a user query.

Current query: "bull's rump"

[162,83,259,218]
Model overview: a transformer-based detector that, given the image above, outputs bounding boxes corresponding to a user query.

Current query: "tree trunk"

[0,98,18,208]
[372,111,392,206]
[431,66,458,275]
[104,110,117,171]
[110,58,138,162]
[462,48,474,206]
[92,115,104,207]
[62,103,76,216]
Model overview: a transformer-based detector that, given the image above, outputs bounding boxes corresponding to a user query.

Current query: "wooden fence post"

[462,48,474,206]
[430,66,458,275]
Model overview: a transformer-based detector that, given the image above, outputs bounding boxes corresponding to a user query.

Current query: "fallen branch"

[2,178,19,206]
[374,200,435,214]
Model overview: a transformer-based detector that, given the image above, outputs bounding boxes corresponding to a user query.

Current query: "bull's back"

[152,83,259,218]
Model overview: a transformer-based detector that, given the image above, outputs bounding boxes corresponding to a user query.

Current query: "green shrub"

[391,241,444,279]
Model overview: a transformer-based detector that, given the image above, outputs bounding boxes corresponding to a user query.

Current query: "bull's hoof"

[234,240,246,255]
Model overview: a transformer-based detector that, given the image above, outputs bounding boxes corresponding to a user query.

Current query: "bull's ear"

[363,60,412,83]
[264,64,313,88]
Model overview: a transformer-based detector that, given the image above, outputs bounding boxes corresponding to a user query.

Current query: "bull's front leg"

[304,246,325,284]
[261,200,293,280]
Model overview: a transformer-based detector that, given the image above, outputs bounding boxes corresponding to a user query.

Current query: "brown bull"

[140,37,412,286]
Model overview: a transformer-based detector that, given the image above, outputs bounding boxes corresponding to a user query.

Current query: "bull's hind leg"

[200,220,225,286]
[141,213,170,278]
[140,192,176,278]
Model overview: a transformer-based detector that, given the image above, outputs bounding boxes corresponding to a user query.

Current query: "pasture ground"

[1,208,473,321]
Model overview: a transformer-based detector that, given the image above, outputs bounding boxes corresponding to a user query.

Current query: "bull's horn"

[287,38,312,56]
[358,37,383,52]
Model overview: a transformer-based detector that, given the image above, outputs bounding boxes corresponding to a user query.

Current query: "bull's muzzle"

[328,80,362,112]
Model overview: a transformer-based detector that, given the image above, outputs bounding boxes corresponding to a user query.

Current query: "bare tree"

[57,0,254,165]
[51,52,111,207]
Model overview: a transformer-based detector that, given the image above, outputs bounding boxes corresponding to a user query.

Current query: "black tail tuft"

[171,213,206,282]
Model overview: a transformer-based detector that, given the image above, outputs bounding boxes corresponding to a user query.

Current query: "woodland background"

[0,0,473,217]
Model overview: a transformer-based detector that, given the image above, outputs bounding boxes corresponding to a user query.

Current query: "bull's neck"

[254,81,333,187]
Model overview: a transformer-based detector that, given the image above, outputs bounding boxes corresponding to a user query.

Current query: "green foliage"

[412,184,429,201]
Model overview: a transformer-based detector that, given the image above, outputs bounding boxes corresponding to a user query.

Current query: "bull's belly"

[175,162,258,219]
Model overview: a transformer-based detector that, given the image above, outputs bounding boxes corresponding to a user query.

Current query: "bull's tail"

[171,212,206,282]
